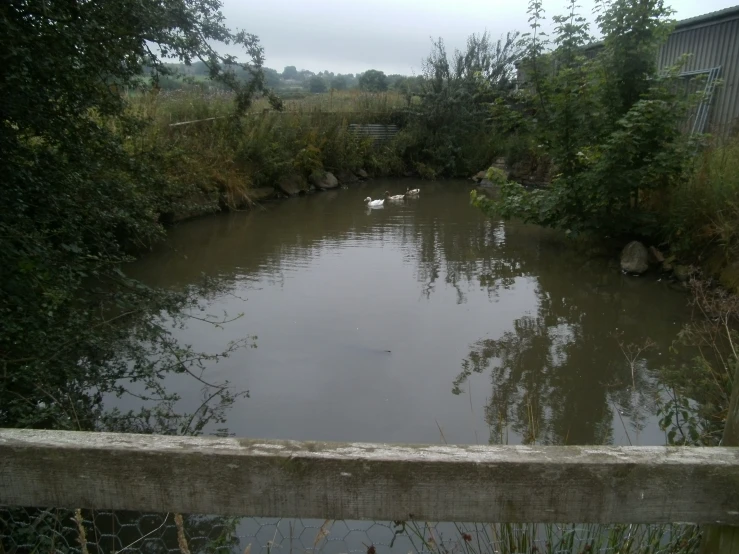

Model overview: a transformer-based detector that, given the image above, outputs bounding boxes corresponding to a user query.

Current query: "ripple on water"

[126,181,692,447]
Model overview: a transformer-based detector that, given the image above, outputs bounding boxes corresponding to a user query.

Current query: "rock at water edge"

[648,246,665,264]
[309,170,340,190]
[336,170,359,184]
[620,241,649,274]
[248,187,277,202]
[277,174,309,196]
[471,170,487,182]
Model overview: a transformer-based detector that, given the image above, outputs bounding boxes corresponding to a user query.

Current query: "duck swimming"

[364,196,385,207]
[405,187,420,197]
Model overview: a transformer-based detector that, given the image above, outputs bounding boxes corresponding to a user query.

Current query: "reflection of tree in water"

[451,223,674,446]
[127,186,684,447]
[400,217,522,303]
[131,187,519,303]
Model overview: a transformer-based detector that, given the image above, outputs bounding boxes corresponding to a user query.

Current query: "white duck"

[364,196,385,208]
[405,187,420,197]
[386,190,405,202]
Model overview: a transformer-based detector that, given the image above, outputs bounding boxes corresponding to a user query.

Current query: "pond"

[127,179,691,446]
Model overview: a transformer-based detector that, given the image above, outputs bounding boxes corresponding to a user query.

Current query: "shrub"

[666,136,739,264]
[474,0,695,240]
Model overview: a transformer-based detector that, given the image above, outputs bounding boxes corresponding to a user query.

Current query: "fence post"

[700,363,739,553]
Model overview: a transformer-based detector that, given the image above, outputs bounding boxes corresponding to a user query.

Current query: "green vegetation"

[0,509,702,554]
[450,0,738,447]
[472,0,692,239]
[656,280,737,447]
[396,520,700,554]
[2,0,736,438]
[1,0,736,551]
[331,75,348,90]
[398,32,523,178]
[359,69,389,92]
[667,137,739,273]
[0,0,275,432]
[308,75,328,93]
[129,90,406,211]
[463,0,739,277]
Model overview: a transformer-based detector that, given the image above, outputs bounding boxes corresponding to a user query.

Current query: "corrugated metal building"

[658,6,739,134]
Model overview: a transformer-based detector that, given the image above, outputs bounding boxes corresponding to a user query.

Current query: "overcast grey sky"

[220,0,738,75]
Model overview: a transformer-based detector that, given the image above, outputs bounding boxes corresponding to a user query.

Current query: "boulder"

[471,170,487,182]
[620,241,649,274]
[336,169,359,184]
[661,255,676,273]
[648,246,665,264]
[357,169,369,179]
[276,174,309,196]
[309,170,339,190]
[248,187,276,202]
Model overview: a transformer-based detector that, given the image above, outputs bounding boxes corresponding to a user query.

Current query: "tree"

[263,67,282,88]
[473,0,689,239]
[282,65,298,79]
[0,0,276,430]
[309,75,328,93]
[392,76,422,100]
[401,32,524,177]
[298,69,315,82]
[358,69,388,92]
[330,76,348,90]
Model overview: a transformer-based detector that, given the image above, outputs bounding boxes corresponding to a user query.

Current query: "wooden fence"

[348,123,400,143]
[1,430,738,528]
[2,364,739,552]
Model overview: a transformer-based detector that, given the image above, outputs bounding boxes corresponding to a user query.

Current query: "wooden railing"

[2,366,739,551]
[1,430,738,528]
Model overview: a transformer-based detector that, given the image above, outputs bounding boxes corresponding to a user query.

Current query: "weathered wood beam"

[1,429,739,524]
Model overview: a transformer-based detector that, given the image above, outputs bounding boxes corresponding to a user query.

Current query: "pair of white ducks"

[365,187,420,207]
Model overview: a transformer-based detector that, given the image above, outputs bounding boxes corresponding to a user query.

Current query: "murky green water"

[127,179,691,446]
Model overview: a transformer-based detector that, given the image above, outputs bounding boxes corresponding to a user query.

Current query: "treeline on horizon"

[157,60,423,94]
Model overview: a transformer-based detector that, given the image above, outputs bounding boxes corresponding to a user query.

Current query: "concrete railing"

[1,429,739,532]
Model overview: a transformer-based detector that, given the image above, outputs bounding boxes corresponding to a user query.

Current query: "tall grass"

[252,89,415,113]
[398,521,700,554]
[667,136,739,274]
[124,90,408,213]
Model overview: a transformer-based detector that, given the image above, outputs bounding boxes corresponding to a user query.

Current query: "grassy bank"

[666,136,739,287]
[126,90,411,217]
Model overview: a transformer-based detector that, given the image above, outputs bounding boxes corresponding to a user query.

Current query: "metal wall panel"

[659,13,739,133]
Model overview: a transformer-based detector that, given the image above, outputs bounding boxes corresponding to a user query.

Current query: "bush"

[474,0,694,240]
[399,32,523,178]
[666,137,739,264]
[141,92,406,200]
[0,0,273,431]
[309,76,328,93]
[358,69,388,92]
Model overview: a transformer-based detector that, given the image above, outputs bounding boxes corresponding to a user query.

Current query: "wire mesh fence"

[0,506,702,554]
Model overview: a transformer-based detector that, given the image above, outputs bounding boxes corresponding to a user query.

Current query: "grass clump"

[666,137,739,281]
[126,90,408,213]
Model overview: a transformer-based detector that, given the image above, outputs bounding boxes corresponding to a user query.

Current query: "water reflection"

[127,180,689,446]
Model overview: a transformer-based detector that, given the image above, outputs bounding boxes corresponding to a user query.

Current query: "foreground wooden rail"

[1,429,739,526]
